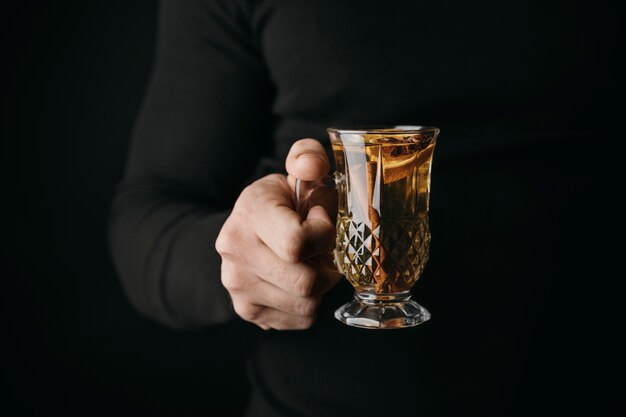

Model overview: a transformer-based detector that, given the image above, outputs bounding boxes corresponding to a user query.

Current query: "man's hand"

[215,139,341,330]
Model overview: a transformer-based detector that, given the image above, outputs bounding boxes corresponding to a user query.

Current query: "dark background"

[3,1,250,416]
[1,1,620,416]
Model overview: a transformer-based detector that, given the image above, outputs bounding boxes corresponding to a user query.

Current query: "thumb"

[286,138,330,182]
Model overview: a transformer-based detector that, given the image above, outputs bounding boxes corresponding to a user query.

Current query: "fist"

[215,139,340,330]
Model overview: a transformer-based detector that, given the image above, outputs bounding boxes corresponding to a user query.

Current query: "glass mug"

[296,125,439,329]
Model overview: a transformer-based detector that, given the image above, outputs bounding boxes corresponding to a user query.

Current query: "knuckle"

[236,175,288,214]
[293,268,315,297]
[296,316,316,330]
[240,180,259,196]
[235,186,256,211]
[233,302,262,322]
[220,272,237,290]
[268,321,288,331]
[238,180,272,210]
[298,298,320,317]
[244,175,284,198]
[265,173,287,184]
[215,214,246,258]
[215,230,235,256]
[281,231,306,262]
[220,265,244,291]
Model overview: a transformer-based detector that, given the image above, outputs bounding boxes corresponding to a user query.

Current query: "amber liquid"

[332,134,435,293]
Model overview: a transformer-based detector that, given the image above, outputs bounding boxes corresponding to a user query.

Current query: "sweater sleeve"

[108,0,274,328]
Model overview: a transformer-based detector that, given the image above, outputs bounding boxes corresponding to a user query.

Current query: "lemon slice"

[383,145,433,183]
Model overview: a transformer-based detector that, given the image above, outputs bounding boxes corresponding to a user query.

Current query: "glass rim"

[327,125,440,135]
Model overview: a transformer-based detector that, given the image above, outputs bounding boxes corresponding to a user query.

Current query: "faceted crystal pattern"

[335,216,430,291]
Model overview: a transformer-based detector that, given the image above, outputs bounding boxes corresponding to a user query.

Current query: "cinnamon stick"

[367,147,388,292]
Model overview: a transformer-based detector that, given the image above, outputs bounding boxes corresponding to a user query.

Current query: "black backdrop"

[3,1,249,416]
[2,1,620,416]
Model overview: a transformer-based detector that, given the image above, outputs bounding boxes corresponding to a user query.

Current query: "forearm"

[108,0,274,328]
[109,179,235,327]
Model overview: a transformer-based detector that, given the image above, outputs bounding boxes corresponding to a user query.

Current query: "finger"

[285,138,330,181]
[305,251,342,294]
[230,288,317,330]
[287,174,338,221]
[241,280,322,317]
[256,307,317,331]
[241,175,335,261]
[239,236,340,297]
[250,180,335,262]
[258,206,335,263]
[306,195,338,228]
[306,265,342,296]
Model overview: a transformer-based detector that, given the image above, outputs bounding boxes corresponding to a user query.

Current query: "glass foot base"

[334,292,430,329]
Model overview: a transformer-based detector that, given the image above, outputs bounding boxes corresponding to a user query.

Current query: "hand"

[216,139,341,330]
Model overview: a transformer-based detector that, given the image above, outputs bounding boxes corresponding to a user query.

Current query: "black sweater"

[109,1,616,415]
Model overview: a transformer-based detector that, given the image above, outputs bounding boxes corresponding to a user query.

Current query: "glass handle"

[294,174,338,218]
